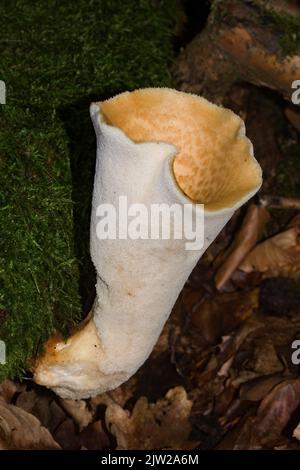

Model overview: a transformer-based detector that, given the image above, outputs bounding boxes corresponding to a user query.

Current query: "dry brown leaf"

[54,418,78,450]
[15,390,38,411]
[251,341,283,375]
[54,417,110,450]
[293,422,300,441]
[105,386,193,450]
[15,390,66,433]
[59,398,93,430]
[0,380,21,403]
[191,289,259,344]
[240,376,284,402]
[0,401,60,450]
[194,318,262,394]
[255,380,300,440]
[240,221,300,279]
[220,379,300,450]
[78,421,110,450]
[215,204,269,289]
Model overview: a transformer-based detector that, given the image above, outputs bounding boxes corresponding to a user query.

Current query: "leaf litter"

[1,83,300,451]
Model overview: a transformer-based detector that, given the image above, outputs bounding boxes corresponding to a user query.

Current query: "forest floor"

[1,0,300,451]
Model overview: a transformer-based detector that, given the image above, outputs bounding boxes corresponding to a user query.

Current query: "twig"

[215,204,270,290]
[259,195,300,210]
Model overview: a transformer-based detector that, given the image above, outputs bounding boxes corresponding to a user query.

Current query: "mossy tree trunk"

[172,0,300,101]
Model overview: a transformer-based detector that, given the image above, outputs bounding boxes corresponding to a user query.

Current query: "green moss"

[0,0,180,381]
[210,1,300,57]
[267,9,300,57]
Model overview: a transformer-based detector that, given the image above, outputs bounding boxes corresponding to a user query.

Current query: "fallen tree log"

[172,0,300,101]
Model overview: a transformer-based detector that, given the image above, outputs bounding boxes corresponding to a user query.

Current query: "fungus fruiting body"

[34,88,262,399]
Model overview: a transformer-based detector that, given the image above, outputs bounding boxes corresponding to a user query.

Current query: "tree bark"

[172,0,300,101]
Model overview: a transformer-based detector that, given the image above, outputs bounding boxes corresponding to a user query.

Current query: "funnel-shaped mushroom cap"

[100,88,262,211]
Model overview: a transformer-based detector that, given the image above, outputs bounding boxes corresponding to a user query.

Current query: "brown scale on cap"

[100,88,262,211]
